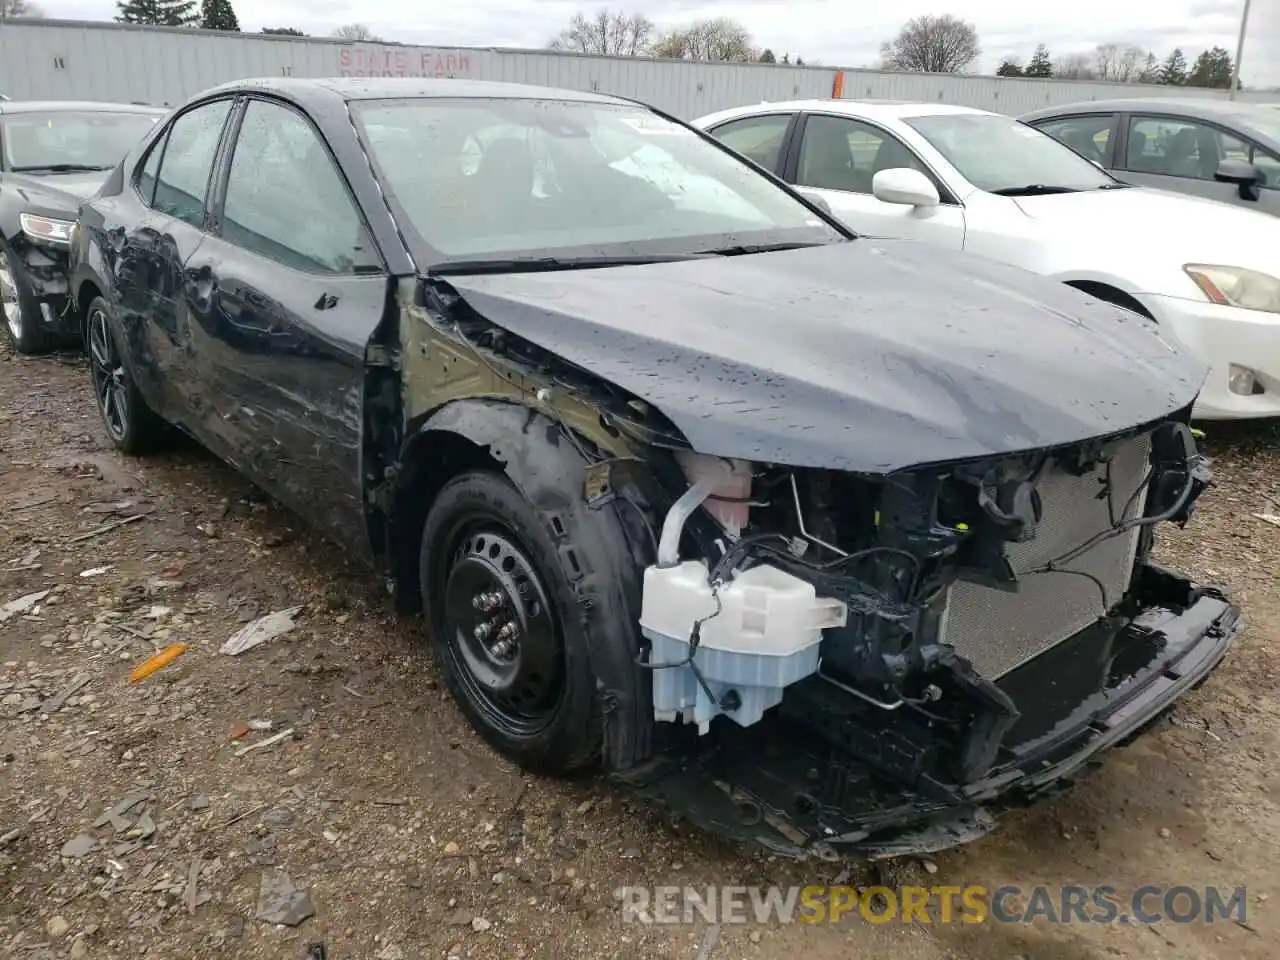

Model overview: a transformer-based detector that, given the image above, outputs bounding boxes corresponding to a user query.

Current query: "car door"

[110,97,235,421]
[786,113,965,247]
[703,112,796,175]
[181,96,389,552]
[1117,114,1255,209]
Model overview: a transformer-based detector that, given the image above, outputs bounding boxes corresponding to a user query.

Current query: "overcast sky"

[31,0,1280,88]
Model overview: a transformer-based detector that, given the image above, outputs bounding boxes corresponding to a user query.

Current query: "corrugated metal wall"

[0,18,832,115]
[1,18,1274,118]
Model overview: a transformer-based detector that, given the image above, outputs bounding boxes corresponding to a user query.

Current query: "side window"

[708,114,793,172]
[222,99,370,275]
[153,100,231,227]
[797,114,926,195]
[136,133,166,206]
[1035,115,1113,165]
[1250,143,1280,189]
[1125,116,1248,180]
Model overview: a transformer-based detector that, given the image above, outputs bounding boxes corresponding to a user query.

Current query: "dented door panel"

[182,234,387,554]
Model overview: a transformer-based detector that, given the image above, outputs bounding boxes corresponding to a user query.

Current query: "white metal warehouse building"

[2,18,1277,118]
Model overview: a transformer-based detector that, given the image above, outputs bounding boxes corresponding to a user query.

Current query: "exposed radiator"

[941,433,1152,679]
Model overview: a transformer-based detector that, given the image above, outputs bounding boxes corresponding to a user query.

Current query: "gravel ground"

[1,343,1278,960]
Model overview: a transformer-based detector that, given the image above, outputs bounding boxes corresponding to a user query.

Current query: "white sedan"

[693,100,1280,420]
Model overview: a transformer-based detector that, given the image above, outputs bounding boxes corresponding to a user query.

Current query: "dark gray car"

[1020,98,1280,217]
[1,99,166,353]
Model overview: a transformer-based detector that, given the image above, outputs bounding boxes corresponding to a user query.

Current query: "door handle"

[314,292,339,311]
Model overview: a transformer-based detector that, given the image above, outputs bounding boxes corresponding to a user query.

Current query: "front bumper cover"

[8,238,76,338]
[1145,291,1280,420]
[615,565,1239,860]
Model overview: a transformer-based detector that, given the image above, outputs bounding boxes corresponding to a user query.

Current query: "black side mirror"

[1214,157,1262,200]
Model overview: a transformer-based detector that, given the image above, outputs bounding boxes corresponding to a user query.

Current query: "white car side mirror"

[872,168,940,208]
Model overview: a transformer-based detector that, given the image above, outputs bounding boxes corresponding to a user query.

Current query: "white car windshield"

[351,97,843,264]
[1244,113,1280,144]
[1,111,160,173]
[905,113,1118,194]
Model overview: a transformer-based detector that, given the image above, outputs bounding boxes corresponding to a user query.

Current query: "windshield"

[1243,111,1280,144]
[905,113,1117,193]
[350,97,844,266]
[1,111,161,173]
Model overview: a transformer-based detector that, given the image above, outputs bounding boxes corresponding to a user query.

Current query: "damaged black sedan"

[0,100,165,353]
[69,78,1237,859]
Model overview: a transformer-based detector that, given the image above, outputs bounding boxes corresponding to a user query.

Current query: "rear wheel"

[86,296,164,454]
[420,470,601,774]
[0,246,54,355]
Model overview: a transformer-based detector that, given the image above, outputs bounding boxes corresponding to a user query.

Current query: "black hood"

[5,170,107,214]
[446,240,1206,474]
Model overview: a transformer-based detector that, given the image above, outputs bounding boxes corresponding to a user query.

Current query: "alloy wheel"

[87,306,130,442]
[0,251,24,342]
[438,519,566,739]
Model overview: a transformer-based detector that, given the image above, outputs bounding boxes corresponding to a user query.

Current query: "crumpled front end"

[620,418,1238,859]
[1,221,78,340]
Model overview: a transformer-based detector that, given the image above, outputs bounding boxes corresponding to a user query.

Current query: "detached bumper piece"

[10,240,76,339]
[616,566,1238,860]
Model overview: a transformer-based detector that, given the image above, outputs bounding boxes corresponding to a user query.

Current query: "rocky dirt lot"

[1,342,1278,960]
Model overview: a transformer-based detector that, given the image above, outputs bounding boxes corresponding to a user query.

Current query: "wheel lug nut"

[473,620,495,641]
[472,591,504,612]
[496,621,520,642]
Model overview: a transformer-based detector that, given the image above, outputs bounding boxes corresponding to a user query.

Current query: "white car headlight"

[1184,264,1280,314]
[19,213,75,247]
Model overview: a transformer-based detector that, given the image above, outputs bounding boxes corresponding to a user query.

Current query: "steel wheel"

[0,250,24,343]
[437,517,566,739]
[87,305,130,442]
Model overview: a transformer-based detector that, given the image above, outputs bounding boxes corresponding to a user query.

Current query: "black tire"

[0,245,55,355]
[85,295,165,454]
[420,470,602,774]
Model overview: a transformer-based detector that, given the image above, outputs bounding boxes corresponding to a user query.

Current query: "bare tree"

[649,17,756,62]
[1056,52,1097,80]
[0,0,45,17]
[1093,43,1147,82]
[331,23,380,42]
[548,9,653,56]
[880,14,979,73]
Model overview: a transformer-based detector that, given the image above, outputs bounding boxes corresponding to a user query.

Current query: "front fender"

[406,398,656,770]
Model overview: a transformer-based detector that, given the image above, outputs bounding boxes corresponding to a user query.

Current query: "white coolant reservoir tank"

[674,451,752,538]
[640,560,847,732]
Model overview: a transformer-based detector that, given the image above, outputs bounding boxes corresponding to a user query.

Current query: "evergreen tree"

[1024,44,1053,77]
[262,27,305,36]
[200,0,238,31]
[1187,46,1234,88]
[996,59,1023,77]
[1137,52,1160,83]
[1159,48,1188,85]
[758,48,776,63]
[116,0,198,26]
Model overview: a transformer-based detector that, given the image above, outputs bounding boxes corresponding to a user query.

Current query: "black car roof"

[0,100,169,116]
[198,76,634,110]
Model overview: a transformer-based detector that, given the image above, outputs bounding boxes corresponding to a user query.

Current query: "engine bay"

[632,418,1217,826]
